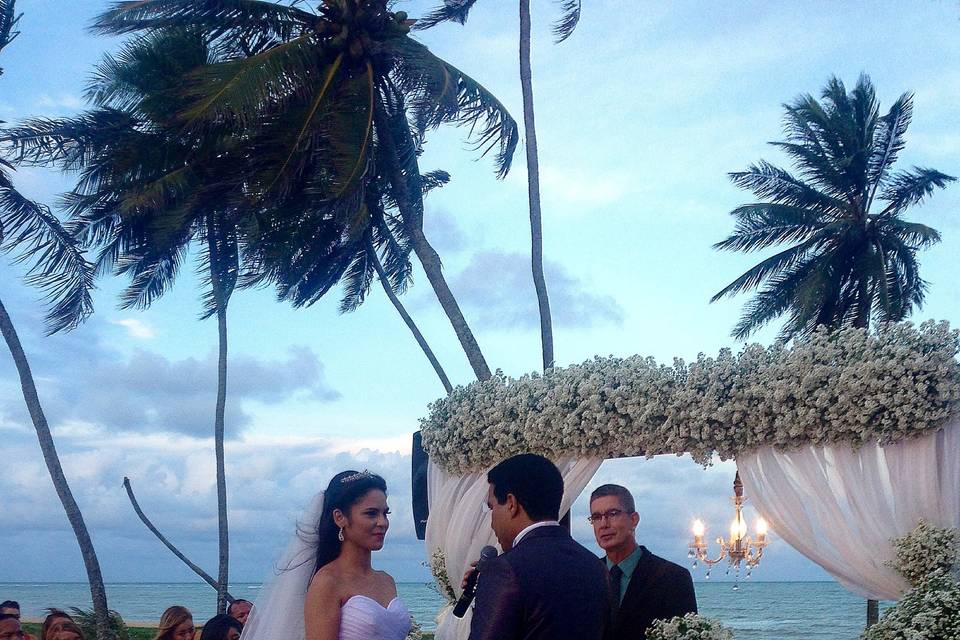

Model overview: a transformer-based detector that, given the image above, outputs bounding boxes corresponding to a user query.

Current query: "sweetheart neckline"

[343,594,401,610]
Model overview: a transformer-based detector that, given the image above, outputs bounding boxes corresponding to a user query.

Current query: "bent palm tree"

[419,0,583,369]
[711,75,956,341]
[92,0,520,382]
[0,4,109,637]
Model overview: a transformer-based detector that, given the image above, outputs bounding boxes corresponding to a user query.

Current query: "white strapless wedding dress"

[338,595,412,640]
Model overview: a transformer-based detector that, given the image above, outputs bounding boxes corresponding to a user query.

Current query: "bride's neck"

[338,541,373,571]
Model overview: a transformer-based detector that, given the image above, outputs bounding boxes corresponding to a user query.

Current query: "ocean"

[4,581,887,639]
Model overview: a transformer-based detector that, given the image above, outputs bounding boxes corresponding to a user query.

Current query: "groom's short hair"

[488,454,563,521]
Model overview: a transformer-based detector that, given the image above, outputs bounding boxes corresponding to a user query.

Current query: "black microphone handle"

[452,568,480,618]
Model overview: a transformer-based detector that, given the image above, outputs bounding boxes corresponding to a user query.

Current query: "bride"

[240,470,411,640]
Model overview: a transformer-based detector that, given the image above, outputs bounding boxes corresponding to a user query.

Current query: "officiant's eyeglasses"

[587,508,632,524]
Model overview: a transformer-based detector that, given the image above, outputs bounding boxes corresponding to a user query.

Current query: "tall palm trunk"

[373,103,492,381]
[206,226,231,615]
[366,238,452,394]
[0,296,112,640]
[519,0,554,370]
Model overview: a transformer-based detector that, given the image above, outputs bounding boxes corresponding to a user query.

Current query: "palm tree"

[5,30,278,613]
[418,0,583,369]
[0,3,111,638]
[711,75,956,341]
[91,0,521,383]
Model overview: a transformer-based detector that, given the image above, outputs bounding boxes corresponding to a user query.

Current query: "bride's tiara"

[340,469,373,484]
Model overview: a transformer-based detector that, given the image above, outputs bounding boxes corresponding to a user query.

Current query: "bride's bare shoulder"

[307,565,342,601]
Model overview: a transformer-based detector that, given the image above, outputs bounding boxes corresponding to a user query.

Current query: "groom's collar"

[512,520,561,547]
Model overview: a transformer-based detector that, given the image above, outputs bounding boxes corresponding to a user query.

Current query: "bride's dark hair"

[312,470,388,573]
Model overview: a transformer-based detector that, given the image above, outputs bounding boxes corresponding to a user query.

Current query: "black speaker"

[412,430,429,540]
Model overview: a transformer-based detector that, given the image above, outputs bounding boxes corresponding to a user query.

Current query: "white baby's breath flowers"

[862,520,960,640]
[420,321,960,474]
[428,549,456,604]
[889,520,960,588]
[647,613,734,640]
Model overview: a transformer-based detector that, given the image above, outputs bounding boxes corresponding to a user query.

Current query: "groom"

[469,454,612,640]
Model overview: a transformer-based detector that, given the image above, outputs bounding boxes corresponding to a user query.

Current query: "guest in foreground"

[154,606,195,640]
[0,603,35,640]
[226,600,251,626]
[469,454,612,640]
[200,615,241,640]
[41,609,74,640]
[48,621,83,640]
[590,484,697,640]
[0,613,23,640]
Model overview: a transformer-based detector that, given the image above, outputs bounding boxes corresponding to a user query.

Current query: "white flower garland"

[647,613,734,640]
[421,322,960,473]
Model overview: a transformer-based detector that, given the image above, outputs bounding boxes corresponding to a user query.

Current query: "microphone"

[452,545,498,618]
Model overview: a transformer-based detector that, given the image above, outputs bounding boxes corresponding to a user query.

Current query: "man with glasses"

[589,484,697,640]
[0,613,25,640]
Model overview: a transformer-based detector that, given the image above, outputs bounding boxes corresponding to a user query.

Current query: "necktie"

[609,564,624,616]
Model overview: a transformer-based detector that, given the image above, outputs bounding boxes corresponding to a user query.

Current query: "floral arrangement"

[861,520,960,639]
[428,548,457,604]
[861,571,960,639]
[647,613,734,640]
[420,322,960,473]
[890,520,960,587]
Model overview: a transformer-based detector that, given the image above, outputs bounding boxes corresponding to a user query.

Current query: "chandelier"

[688,471,769,586]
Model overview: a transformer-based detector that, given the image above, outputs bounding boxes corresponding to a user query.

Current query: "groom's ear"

[505,493,521,518]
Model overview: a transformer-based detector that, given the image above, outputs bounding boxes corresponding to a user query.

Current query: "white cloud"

[111,318,157,339]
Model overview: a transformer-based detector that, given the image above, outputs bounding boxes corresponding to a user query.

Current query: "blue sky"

[1,0,958,592]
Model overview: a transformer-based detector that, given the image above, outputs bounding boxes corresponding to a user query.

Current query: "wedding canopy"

[416,322,960,638]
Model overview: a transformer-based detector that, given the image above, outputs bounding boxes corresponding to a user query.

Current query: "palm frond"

[0,0,21,58]
[552,0,581,43]
[874,217,941,249]
[728,161,844,213]
[879,167,956,216]
[714,203,833,252]
[711,231,832,302]
[0,169,95,332]
[866,92,912,202]
[386,37,519,177]
[414,0,480,30]
[177,33,318,128]
[91,0,315,41]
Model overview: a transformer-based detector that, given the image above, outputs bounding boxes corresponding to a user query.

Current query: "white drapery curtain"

[737,419,960,600]
[426,457,603,640]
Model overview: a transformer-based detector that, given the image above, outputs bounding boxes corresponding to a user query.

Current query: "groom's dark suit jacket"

[468,525,612,640]
[611,547,697,640]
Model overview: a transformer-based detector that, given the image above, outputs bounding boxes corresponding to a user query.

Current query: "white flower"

[647,613,734,640]
[421,321,960,473]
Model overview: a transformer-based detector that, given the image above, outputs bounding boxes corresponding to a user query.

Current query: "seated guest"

[0,603,35,640]
[590,484,697,640]
[225,600,251,626]
[48,622,83,640]
[41,609,74,640]
[199,615,241,640]
[0,613,24,640]
[154,606,195,640]
[0,613,23,640]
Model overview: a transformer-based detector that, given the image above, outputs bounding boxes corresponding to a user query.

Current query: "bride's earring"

[338,527,345,542]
